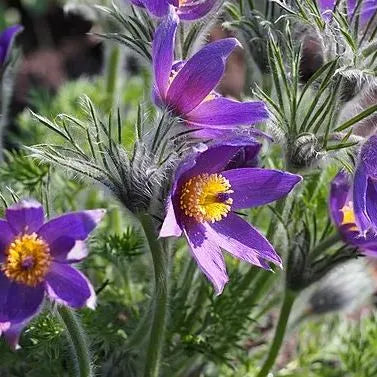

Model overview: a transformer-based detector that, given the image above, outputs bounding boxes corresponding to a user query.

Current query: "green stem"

[256,290,296,377]
[105,44,121,110]
[310,233,342,256]
[139,214,170,377]
[57,306,93,377]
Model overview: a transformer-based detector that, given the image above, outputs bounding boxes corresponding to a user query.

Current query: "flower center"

[2,233,51,287]
[180,173,233,223]
[341,201,358,231]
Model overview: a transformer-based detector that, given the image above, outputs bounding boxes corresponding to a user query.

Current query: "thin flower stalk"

[58,306,93,377]
[138,213,171,377]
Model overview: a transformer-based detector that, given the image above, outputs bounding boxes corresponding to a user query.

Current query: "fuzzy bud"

[287,134,324,170]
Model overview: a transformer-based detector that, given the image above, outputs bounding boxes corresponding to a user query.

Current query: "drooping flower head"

[0,25,23,68]
[318,0,377,24]
[160,139,302,294]
[128,0,218,20]
[152,11,269,138]
[0,200,105,348]
[329,170,377,254]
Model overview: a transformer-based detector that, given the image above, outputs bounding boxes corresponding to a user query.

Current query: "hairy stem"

[57,306,93,377]
[139,214,170,377]
[256,290,296,377]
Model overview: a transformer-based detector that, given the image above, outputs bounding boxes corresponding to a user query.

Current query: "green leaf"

[334,104,377,132]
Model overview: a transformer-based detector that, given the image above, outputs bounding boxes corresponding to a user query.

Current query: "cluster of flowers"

[0,7,303,348]
[317,0,377,252]
[0,0,377,351]
[147,6,303,292]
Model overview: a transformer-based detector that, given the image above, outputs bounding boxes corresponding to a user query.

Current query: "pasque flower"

[0,200,105,348]
[128,0,218,20]
[0,25,23,67]
[352,135,377,234]
[318,0,377,23]
[152,11,269,137]
[160,139,302,294]
[330,170,377,252]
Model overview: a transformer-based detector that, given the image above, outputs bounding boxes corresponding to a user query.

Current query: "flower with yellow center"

[0,200,104,350]
[180,173,234,223]
[341,201,358,231]
[2,233,51,287]
[160,142,301,295]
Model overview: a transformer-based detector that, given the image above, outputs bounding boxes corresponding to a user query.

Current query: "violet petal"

[38,209,105,262]
[0,272,44,324]
[184,221,228,295]
[366,177,377,231]
[2,321,28,350]
[152,8,179,101]
[45,263,96,309]
[0,25,23,66]
[160,196,182,237]
[185,98,268,127]
[5,200,44,235]
[143,0,170,16]
[178,0,218,20]
[329,171,351,227]
[209,213,282,267]
[222,168,302,210]
[0,220,15,263]
[353,162,371,234]
[166,38,240,114]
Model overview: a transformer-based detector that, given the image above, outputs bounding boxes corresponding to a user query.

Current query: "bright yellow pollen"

[341,201,358,231]
[2,233,51,287]
[180,173,233,223]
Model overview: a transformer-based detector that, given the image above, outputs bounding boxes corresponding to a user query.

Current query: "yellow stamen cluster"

[2,233,51,287]
[180,173,233,223]
[341,201,358,231]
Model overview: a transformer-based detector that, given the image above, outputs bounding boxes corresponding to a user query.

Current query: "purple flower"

[330,170,377,254]
[128,0,218,20]
[352,135,377,234]
[347,0,377,23]
[152,11,269,137]
[318,0,377,24]
[159,140,302,294]
[0,25,23,67]
[0,200,105,349]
